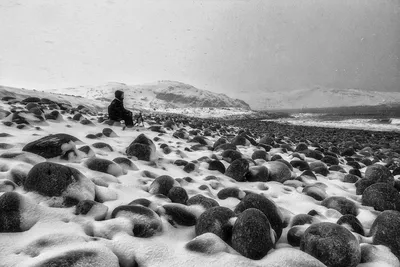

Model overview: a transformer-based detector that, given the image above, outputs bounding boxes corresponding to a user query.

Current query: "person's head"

[115,90,124,100]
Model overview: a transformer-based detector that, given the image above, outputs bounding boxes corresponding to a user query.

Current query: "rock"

[24,162,95,203]
[287,225,308,247]
[22,133,82,158]
[302,185,328,201]
[92,142,113,152]
[126,133,156,161]
[102,128,117,137]
[111,204,162,237]
[231,135,249,146]
[195,206,236,242]
[362,183,400,211]
[355,179,375,195]
[291,214,315,226]
[0,192,39,232]
[321,196,358,216]
[251,150,268,161]
[217,187,245,200]
[187,194,219,210]
[225,158,249,182]
[183,162,196,173]
[112,157,138,171]
[148,175,180,196]
[343,174,359,183]
[313,166,330,176]
[234,193,283,239]
[208,159,226,174]
[321,155,339,166]
[370,210,400,260]
[162,203,197,226]
[290,160,310,171]
[167,186,188,204]
[365,164,394,184]
[349,168,362,178]
[266,161,292,183]
[84,157,124,177]
[300,222,361,267]
[75,200,108,221]
[337,214,365,236]
[221,149,242,162]
[186,233,232,255]
[246,165,269,182]
[231,208,274,260]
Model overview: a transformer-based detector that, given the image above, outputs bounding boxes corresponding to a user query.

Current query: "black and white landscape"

[1,1,400,267]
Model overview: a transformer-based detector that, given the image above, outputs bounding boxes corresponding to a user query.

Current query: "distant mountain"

[235,87,400,110]
[51,81,251,111]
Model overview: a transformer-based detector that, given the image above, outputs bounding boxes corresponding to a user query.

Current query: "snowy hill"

[236,87,400,110]
[48,81,251,111]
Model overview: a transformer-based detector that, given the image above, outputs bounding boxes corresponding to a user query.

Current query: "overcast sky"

[0,0,399,95]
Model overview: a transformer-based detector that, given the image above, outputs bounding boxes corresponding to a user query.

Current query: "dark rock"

[231,208,274,260]
[0,192,21,232]
[183,162,196,173]
[208,160,226,174]
[22,133,82,159]
[291,214,314,226]
[251,150,268,161]
[287,225,307,247]
[195,206,235,242]
[221,149,242,162]
[300,222,361,267]
[92,142,113,151]
[234,193,283,239]
[302,185,328,201]
[343,174,359,183]
[290,160,310,171]
[167,186,188,204]
[24,162,94,199]
[365,164,394,184]
[187,194,219,210]
[362,183,400,211]
[267,161,292,183]
[225,158,249,182]
[321,155,339,166]
[246,165,269,182]
[349,168,362,178]
[111,205,162,237]
[162,203,196,226]
[355,179,375,195]
[102,128,117,137]
[126,133,156,161]
[370,210,400,260]
[217,187,245,200]
[321,196,358,216]
[337,214,365,236]
[148,175,178,196]
[84,157,123,177]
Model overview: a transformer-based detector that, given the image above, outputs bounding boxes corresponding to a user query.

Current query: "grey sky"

[0,0,399,96]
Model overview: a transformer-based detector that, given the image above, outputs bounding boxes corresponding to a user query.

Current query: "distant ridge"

[235,87,400,110]
[51,80,251,111]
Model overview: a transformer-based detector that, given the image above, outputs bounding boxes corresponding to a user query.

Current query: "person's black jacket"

[108,98,130,121]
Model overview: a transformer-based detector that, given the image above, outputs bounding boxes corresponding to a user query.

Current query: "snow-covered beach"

[0,89,400,267]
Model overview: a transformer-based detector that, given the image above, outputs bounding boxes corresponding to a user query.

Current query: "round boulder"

[231,208,274,260]
[300,222,361,267]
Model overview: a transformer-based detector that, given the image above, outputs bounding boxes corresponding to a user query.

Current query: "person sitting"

[108,90,134,128]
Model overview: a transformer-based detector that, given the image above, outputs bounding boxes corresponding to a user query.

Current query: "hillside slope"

[49,81,251,111]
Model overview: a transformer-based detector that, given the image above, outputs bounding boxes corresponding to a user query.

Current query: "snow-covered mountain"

[236,87,400,110]
[48,81,251,111]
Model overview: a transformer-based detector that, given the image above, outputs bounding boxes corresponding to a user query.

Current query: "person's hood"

[115,90,124,100]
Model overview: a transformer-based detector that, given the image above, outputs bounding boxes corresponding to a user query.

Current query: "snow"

[0,87,399,266]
